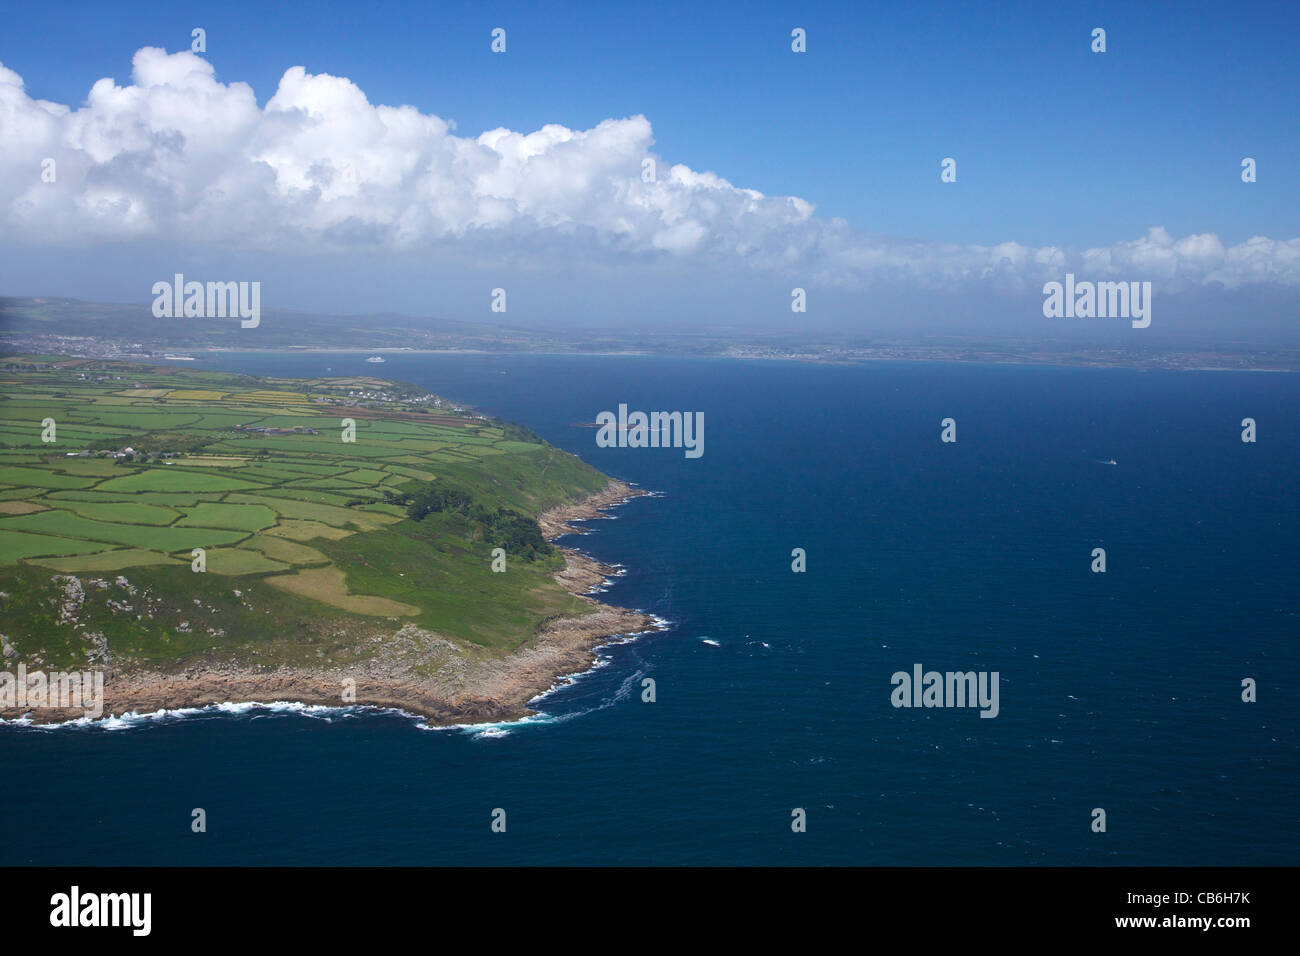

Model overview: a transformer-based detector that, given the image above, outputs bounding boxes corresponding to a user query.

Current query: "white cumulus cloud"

[1,48,1298,291]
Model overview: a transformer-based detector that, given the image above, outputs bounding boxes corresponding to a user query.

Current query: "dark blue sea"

[3,354,1297,865]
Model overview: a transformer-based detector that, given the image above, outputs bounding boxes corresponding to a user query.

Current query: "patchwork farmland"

[0,358,612,674]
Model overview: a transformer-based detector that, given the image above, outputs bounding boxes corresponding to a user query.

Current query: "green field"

[0,359,611,672]
[175,502,278,532]
[29,548,186,572]
[58,500,180,524]
[95,469,263,493]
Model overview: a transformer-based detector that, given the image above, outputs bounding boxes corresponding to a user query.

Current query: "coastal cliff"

[2,481,657,726]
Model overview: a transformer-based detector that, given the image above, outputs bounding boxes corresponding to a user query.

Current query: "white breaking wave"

[0,630,648,740]
[0,699,420,732]
[427,614,673,738]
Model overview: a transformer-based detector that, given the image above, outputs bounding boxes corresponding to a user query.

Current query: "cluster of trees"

[87,432,214,455]
[500,420,543,444]
[393,483,553,561]
[402,485,473,519]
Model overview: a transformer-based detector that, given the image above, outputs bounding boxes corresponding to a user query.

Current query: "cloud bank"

[1,47,1298,292]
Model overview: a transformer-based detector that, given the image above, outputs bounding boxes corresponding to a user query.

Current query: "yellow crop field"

[166,389,228,400]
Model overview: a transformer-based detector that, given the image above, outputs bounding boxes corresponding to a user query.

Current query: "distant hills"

[2,296,1297,370]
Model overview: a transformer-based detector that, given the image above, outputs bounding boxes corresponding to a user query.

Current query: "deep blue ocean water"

[2,354,1296,865]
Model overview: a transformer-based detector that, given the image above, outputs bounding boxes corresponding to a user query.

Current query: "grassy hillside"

[0,357,610,671]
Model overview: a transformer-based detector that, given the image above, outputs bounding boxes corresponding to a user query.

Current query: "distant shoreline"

[5,294,1298,372]
[135,346,1300,373]
[5,336,1299,372]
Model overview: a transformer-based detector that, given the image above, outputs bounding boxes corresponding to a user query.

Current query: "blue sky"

[0,0,1297,340]
[5,0,1297,246]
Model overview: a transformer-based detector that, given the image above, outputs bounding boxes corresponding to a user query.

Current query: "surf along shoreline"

[2,480,661,728]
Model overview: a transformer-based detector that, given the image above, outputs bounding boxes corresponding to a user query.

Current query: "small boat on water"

[365,355,385,363]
